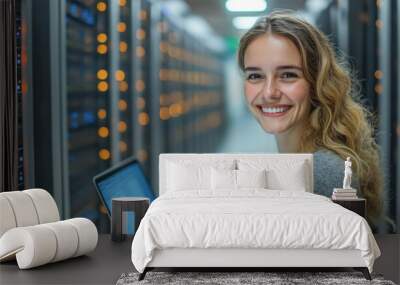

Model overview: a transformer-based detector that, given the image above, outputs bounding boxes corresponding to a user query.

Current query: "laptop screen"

[95,159,156,216]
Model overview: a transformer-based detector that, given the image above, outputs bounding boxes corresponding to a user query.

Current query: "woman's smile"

[257,104,293,117]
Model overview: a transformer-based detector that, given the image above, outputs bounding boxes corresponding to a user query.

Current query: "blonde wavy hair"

[238,11,383,224]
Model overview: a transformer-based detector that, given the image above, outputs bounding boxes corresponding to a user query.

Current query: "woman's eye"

[281,72,298,79]
[246,73,263,81]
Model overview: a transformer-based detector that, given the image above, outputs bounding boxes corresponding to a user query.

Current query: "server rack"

[117,0,133,161]
[157,8,226,155]
[20,0,35,190]
[29,0,68,215]
[377,0,399,232]
[13,0,35,191]
[158,16,186,153]
[23,0,227,231]
[318,0,399,232]
[397,0,400,234]
[16,0,24,189]
[65,0,110,222]
[130,0,152,179]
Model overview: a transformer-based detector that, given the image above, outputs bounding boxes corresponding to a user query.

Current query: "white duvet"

[131,190,380,273]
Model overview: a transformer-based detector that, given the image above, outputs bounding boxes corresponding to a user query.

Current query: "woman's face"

[243,33,311,135]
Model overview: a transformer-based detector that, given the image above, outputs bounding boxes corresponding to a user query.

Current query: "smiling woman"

[238,11,383,228]
[243,33,311,151]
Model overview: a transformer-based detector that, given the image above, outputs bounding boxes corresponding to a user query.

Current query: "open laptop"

[93,157,156,234]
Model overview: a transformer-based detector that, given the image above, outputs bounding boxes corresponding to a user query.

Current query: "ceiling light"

[232,16,259,30]
[306,0,330,13]
[226,0,267,12]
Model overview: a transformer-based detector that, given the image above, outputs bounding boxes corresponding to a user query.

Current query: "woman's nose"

[261,78,281,100]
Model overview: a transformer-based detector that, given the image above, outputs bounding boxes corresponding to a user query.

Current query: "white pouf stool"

[0,189,98,269]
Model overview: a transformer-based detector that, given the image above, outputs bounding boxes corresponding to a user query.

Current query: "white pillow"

[166,160,235,191]
[211,168,236,190]
[211,169,267,190]
[236,169,267,188]
[167,162,210,191]
[266,166,307,191]
[237,159,308,191]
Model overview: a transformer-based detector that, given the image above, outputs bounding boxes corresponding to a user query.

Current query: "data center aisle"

[216,113,278,154]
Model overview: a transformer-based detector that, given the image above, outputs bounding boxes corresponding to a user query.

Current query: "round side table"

[111,197,149,242]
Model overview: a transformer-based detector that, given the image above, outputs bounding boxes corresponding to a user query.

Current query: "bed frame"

[139,248,371,280]
[138,154,372,281]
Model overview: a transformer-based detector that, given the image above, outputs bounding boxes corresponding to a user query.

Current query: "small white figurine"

[343,157,352,189]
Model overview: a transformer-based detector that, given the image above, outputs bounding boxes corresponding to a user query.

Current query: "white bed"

[131,154,380,280]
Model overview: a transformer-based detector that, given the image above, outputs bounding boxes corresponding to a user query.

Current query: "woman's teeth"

[261,106,290,113]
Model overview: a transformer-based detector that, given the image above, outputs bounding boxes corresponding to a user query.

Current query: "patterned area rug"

[116,271,396,285]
